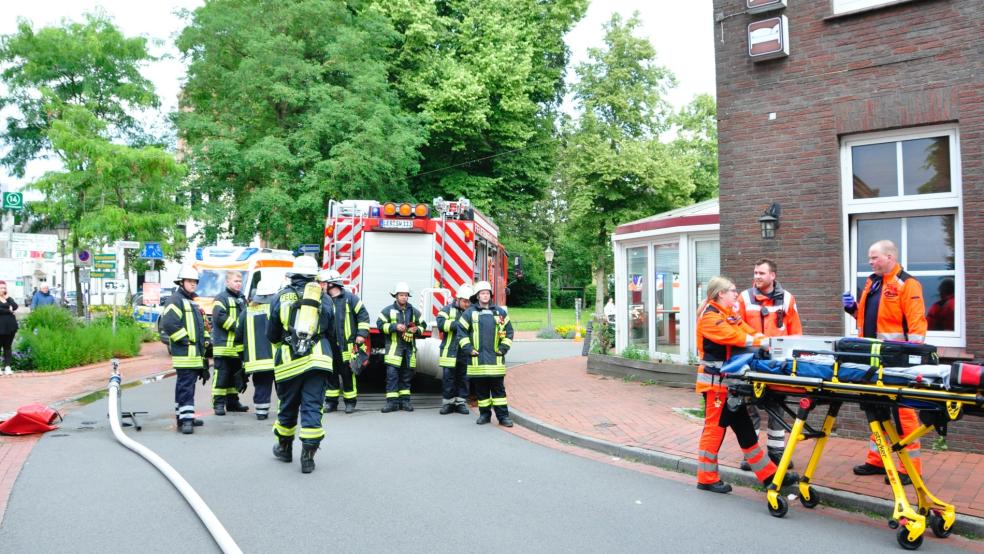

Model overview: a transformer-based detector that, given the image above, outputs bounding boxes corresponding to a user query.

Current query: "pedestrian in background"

[31,283,56,310]
[0,280,18,375]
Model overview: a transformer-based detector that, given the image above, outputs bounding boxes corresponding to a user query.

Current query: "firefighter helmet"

[470,280,492,302]
[173,265,199,285]
[254,275,282,297]
[318,269,344,287]
[290,255,319,276]
[455,284,474,300]
[390,282,412,297]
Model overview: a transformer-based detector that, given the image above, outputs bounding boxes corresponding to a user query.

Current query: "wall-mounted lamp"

[758,202,780,239]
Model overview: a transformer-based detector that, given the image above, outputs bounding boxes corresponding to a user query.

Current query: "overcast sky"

[0,1,716,195]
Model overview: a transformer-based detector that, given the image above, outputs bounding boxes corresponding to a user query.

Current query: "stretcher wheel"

[896,527,923,551]
[929,513,952,538]
[768,496,788,518]
[799,487,819,509]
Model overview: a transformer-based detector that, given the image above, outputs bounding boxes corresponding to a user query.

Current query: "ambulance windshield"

[196,270,246,298]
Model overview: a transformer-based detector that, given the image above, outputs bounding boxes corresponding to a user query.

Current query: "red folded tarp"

[0,403,62,435]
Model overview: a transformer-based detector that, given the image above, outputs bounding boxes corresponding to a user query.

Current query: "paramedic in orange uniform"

[695,276,797,494]
[844,239,926,484]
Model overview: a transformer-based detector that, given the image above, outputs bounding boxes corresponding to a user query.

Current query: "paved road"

[0,341,966,552]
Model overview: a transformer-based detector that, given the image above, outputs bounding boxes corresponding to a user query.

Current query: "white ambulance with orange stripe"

[191,246,296,315]
[322,198,512,378]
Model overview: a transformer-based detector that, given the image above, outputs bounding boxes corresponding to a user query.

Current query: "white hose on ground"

[107,369,243,554]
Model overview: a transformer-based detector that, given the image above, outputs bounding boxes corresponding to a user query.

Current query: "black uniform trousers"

[174,368,199,423]
[275,371,329,446]
[441,358,469,403]
[747,399,787,458]
[251,371,274,417]
[213,356,245,404]
[325,349,357,406]
[472,376,508,420]
[385,351,414,401]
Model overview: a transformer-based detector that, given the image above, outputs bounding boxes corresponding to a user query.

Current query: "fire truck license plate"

[379,219,413,229]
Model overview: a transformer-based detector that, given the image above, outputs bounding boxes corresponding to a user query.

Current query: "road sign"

[80,268,91,284]
[140,242,164,260]
[142,282,161,305]
[94,253,116,270]
[117,240,140,249]
[76,250,93,266]
[103,279,127,291]
[298,243,321,255]
[144,270,160,284]
[91,271,116,279]
[2,192,23,211]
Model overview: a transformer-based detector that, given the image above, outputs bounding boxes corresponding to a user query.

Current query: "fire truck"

[323,197,511,378]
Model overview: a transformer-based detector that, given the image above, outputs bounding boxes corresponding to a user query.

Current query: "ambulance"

[192,246,295,314]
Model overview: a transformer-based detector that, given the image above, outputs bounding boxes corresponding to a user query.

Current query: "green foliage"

[536,328,562,339]
[620,344,651,361]
[590,320,615,354]
[176,0,428,249]
[554,324,585,338]
[503,306,577,331]
[0,12,159,177]
[15,310,143,372]
[671,93,718,202]
[931,435,948,452]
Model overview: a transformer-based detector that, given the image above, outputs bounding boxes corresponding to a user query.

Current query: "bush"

[536,328,561,339]
[590,320,615,354]
[14,312,143,372]
[554,324,586,339]
[620,344,650,361]
[22,305,78,333]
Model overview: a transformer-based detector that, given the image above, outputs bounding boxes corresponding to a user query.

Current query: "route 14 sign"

[2,192,23,211]
[748,15,789,61]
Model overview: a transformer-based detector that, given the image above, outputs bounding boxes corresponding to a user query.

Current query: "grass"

[504,306,580,331]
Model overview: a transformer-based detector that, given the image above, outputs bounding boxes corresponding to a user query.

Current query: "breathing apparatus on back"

[284,256,323,357]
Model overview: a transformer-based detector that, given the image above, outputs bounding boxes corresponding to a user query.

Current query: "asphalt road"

[0,341,966,553]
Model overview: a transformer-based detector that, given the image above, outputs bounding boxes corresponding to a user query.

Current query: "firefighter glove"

[200,367,211,385]
[842,292,856,309]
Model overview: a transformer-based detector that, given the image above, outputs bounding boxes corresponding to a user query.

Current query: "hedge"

[14,306,143,372]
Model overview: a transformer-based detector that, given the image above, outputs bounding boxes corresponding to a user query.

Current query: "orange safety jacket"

[695,300,764,393]
[849,263,927,343]
[738,283,802,337]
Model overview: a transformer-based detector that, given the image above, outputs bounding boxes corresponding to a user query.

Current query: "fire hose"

[107,361,242,554]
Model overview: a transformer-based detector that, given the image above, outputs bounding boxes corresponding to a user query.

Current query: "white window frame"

[830,0,921,17]
[840,124,964,347]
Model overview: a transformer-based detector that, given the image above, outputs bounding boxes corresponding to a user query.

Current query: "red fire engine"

[322,197,510,377]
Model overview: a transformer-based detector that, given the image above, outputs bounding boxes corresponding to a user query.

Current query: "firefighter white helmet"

[390,282,412,297]
[318,268,344,286]
[173,265,199,285]
[290,255,319,276]
[455,284,474,300]
[254,275,282,297]
[470,280,492,302]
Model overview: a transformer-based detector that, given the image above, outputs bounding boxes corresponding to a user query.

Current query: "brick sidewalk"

[0,342,173,525]
[505,356,984,520]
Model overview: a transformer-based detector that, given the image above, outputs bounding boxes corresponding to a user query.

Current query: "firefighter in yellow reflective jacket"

[160,266,209,435]
[235,276,280,421]
[376,282,426,413]
[436,284,473,415]
[319,269,370,414]
[267,256,336,474]
[456,281,514,427]
[211,270,247,415]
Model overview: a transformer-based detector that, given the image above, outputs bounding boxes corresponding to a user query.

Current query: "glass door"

[653,242,680,355]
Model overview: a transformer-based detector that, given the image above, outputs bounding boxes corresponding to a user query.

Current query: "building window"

[831,0,920,16]
[626,246,649,349]
[653,243,680,355]
[841,125,963,345]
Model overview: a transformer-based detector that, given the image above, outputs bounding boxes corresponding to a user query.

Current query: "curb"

[50,368,178,412]
[509,406,984,538]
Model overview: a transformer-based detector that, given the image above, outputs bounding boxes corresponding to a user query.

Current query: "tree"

[559,13,695,318]
[0,12,159,177]
[672,93,718,202]
[176,0,427,249]
[28,101,187,314]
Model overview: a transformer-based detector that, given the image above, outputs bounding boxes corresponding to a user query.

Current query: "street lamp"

[54,222,69,305]
[544,245,554,332]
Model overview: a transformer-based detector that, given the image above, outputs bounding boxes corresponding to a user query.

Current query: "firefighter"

[211,270,248,415]
[160,266,209,435]
[737,258,803,468]
[844,239,927,485]
[319,269,370,414]
[236,276,280,420]
[436,284,473,415]
[376,282,426,413]
[268,255,336,474]
[456,281,514,426]
[695,276,797,493]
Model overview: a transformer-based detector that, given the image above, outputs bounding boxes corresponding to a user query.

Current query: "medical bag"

[949,362,984,391]
[834,337,938,367]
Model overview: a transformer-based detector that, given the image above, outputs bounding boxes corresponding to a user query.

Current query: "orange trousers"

[865,407,922,474]
[697,388,777,485]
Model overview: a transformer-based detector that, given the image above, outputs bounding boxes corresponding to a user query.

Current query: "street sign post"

[2,192,24,211]
[140,242,164,260]
[117,240,140,250]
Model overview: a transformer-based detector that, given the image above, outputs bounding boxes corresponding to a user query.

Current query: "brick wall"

[715,0,984,451]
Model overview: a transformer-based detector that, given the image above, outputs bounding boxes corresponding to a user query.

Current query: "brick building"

[713,0,983,451]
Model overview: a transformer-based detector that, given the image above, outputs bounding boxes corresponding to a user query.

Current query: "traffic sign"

[80,268,91,284]
[140,242,164,260]
[94,253,116,270]
[76,250,93,266]
[142,282,161,305]
[94,253,116,261]
[91,271,116,279]
[117,240,140,249]
[298,243,321,255]
[103,279,127,291]
[2,192,23,211]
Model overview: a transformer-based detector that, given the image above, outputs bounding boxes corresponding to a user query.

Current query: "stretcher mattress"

[720,352,953,388]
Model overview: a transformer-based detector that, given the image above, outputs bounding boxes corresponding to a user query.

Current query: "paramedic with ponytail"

[844,239,927,485]
[695,276,797,493]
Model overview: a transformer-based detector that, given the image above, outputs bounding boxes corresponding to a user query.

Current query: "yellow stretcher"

[724,366,984,550]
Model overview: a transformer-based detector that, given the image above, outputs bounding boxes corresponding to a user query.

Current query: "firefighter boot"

[213,397,227,416]
[476,410,492,425]
[273,436,293,463]
[495,406,513,427]
[381,400,400,413]
[226,396,249,412]
[300,444,318,474]
[344,401,355,415]
[324,400,338,413]
[455,402,470,415]
[401,397,414,412]
[440,403,455,415]
[180,420,194,434]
